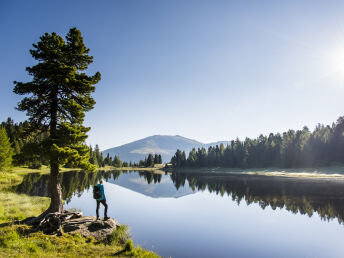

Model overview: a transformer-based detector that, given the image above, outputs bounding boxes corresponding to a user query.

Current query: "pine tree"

[95,144,104,166]
[187,148,197,166]
[13,28,100,214]
[154,154,159,164]
[113,155,122,168]
[0,127,13,171]
[89,145,98,166]
[147,154,154,167]
[104,153,110,166]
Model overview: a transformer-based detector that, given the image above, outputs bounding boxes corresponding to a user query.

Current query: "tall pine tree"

[13,28,100,214]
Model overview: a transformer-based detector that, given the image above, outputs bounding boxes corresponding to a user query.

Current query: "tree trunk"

[47,89,63,213]
[25,159,63,224]
[47,159,63,213]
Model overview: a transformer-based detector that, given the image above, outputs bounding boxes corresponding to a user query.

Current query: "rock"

[62,216,120,240]
[18,213,120,241]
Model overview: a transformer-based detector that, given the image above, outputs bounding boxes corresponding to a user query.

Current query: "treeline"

[0,117,48,169]
[89,148,162,168]
[137,154,163,167]
[0,117,164,170]
[171,116,344,168]
[0,117,103,169]
[0,118,122,169]
[90,148,125,168]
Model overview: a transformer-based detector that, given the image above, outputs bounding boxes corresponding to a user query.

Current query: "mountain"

[102,135,202,163]
[102,135,231,163]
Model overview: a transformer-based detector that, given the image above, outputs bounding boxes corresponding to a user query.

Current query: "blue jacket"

[97,183,106,201]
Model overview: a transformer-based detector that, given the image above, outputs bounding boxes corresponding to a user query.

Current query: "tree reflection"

[16,170,122,202]
[170,172,344,224]
[17,170,344,224]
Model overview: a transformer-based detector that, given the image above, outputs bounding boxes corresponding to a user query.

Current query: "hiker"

[94,180,109,220]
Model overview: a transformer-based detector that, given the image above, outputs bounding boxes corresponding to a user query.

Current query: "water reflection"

[17,170,120,200]
[171,172,344,224]
[17,170,344,224]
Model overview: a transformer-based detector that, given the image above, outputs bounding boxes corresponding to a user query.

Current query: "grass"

[105,225,131,245]
[0,224,158,257]
[0,168,159,257]
[10,165,81,175]
[0,171,50,223]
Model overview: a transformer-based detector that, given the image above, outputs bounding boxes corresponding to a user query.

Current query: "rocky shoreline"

[62,216,120,240]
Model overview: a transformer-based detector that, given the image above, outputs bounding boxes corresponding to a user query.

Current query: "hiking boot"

[104,216,110,221]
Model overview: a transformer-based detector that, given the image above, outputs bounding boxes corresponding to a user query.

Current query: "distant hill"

[102,135,231,163]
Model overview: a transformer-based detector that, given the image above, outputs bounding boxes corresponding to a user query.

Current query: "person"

[96,180,109,220]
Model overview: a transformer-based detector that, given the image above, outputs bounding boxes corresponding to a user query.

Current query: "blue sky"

[1,0,344,150]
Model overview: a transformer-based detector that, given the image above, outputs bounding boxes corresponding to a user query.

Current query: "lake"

[18,170,344,257]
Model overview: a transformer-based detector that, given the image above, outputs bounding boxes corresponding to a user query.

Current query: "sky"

[1,0,344,150]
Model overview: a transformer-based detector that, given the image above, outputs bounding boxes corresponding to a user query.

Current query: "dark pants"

[96,199,108,218]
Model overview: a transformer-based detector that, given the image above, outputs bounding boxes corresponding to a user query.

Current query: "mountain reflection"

[17,170,344,224]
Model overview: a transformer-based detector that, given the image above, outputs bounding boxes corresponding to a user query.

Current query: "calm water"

[18,170,344,257]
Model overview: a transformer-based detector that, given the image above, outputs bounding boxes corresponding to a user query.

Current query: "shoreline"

[0,169,159,257]
[11,164,344,180]
[162,165,344,179]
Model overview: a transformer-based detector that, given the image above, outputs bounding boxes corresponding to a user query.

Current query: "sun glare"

[328,46,344,80]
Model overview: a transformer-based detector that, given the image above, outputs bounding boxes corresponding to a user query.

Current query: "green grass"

[105,225,131,245]
[0,224,158,257]
[0,169,159,257]
[11,165,81,175]
[0,192,49,223]
[0,170,50,223]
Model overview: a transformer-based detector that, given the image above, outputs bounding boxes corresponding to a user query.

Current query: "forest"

[2,115,344,170]
[170,116,344,168]
[0,117,162,169]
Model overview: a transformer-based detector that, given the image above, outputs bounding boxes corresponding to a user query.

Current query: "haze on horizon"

[1,0,343,150]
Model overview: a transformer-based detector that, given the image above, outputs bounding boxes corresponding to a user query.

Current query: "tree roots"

[24,211,83,236]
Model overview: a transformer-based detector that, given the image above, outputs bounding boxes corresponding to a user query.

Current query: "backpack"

[93,185,102,199]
